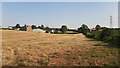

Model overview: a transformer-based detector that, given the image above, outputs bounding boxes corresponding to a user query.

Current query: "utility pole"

[110,16,113,28]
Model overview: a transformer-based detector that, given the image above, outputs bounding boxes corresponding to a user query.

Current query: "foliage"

[100,28,113,42]
[38,26,41,29]
[61,25,67,33]
[41,25,45,30]
[46,27,51,32]
[38,25,45,30]
[85,27,120,47]
[110,35,120,47]
[78,24,90,34]
[32,25,37,29]
[93,43,102,46]
[15,24,21,28]
[95,25,101,31]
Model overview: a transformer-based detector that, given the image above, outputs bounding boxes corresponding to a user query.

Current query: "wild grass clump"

[91,55,99,57]
[37,59,49,65]
[93,43,101,46]
[16,57,25,66]
[58,43,64,44]
[40,43,51,44]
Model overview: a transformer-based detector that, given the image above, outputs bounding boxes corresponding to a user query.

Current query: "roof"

[33,29,46,33]
[50,28,61,30]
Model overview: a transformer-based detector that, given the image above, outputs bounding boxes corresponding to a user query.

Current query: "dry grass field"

[2,30,119,66]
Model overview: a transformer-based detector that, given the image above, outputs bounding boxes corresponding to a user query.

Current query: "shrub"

[100,28,112,41]
[110,35,120,47]
[86,33,95,38]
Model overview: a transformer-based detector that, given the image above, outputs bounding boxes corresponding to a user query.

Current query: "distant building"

[20,25,32,31]
[50,28,62,33]
[8,26,16,29]
[33,29,46,33]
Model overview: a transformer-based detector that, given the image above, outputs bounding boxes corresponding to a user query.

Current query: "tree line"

[14,23,120,47]
[15,24,68,34]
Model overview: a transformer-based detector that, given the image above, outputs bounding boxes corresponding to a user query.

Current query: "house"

[20,25,32,31]
[25,25,32,31]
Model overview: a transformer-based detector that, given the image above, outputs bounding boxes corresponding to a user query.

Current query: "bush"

[103,36,113,43]
[100,28,112,41]
[86,33,95,38]
[85,32,101,41]
[110,35,120,47]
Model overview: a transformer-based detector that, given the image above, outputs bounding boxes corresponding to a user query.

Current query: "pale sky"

[2,2,118,29]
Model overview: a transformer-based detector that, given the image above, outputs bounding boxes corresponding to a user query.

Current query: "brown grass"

[2,30,119,66]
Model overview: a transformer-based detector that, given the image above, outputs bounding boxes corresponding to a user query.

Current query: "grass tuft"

[91,55,99,57]
[58,43,64,44]
[40,43,51,44]
[93,43,102,46]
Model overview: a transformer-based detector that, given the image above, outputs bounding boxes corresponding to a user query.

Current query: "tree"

[46,26,51,32]
[78,24,89,34]
[38,26,41,29]
[101,27,107,30]
[55,29,58,33]
[95,25,101,31]
[78,27,82,33]
[15,24,20,28]
[32,25,37,29]
[61,25,67,33]
[100,28,113,42]
[41,25,44,29]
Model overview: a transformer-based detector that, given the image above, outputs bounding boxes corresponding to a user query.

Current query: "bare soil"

[2,30,119,66]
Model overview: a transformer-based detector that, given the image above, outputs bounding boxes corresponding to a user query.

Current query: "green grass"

[65,56,76,60]
[111,30,119,36]
[40,43,51,44]
[37,59,49,65]
[58,43,64,44]
[18,63,25,66]
[16,57,26,66]
[65,56,73,59]
[43,62,49,65]
[37,59,44,65]
[91,55,99,57]
[90,31,101,36]
[103,64,109,66]
[93,43,102,46]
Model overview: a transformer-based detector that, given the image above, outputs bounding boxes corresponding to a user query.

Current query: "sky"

[2,2,118,29]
